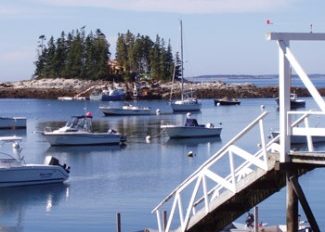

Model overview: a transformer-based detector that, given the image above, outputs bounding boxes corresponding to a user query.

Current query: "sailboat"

[170,20,201,112]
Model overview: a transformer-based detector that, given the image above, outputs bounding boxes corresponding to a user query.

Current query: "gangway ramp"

[152,110,325,232]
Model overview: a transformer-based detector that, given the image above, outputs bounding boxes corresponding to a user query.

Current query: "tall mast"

[180,20,184,101]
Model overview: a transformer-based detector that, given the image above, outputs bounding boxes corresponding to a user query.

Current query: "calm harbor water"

[0,98,325,231]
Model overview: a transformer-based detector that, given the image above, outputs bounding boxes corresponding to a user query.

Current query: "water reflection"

[165,136,221,146]
[0,183,69,232]
[45,144,126,156]
[0,129,26,137]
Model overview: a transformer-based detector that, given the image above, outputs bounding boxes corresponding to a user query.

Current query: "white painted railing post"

[152,111,271,231]
[278,39,291,163]
[304,117,314,152]
[229,151,236,189]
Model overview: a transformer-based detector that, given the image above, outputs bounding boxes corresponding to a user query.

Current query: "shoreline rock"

[0,78,322,99]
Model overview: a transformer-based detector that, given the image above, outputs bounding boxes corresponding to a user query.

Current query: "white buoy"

[187,151,194,157]
[145,135,151,143]
[156,108,161,115]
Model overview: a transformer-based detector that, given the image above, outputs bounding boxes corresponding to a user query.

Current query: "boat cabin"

[65,114,93,132]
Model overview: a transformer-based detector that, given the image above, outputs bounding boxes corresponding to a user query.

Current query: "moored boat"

[171,95,201,112]
[89,89,102,101]
[161,113,222,138]
[170,20,201,112]
[101,88,126,101]
[0,136,70,187]
[275,93,305,109]
[214,97,240,106]
[42,112,126,146]
[99,104,158,116]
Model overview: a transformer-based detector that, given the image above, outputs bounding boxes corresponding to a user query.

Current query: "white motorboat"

[0,117,26,129]
[275,93,306,109]
[170,20,201,112]
[0,136,70,187]
[161,113,222,138]
[99,104,159,116]
[42,112,126,146]
[101,87,126,101]
[89,89,102,101]
[171,97,201,112]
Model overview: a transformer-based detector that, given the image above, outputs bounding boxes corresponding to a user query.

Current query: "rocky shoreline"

[0,78,322,99]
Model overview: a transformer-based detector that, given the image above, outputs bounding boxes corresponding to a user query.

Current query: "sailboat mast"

[180,20,184,101]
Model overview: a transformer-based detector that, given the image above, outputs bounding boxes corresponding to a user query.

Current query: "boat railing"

[152,109,279,232]
[288,110,325,152]
[0,136,25,164]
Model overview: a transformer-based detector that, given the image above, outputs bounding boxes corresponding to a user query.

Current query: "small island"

[0,28,322,100]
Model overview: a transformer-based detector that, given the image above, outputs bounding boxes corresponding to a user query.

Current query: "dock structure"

[152,32,325,232]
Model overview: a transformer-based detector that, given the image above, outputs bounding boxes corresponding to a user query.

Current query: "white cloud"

[38,0,297,14]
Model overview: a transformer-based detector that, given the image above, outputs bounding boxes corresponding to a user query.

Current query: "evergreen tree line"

[35,28,110,80]
[115,30,177,81]
[34,28,179,81]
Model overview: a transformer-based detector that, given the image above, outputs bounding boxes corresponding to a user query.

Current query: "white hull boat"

[170,20,201,113]
[0,117,26,129]
[43,113,126,146]
[43,132,124,146]
[162,125,222,138]
[171,99,201,112]
[162,113,222,138]
[89,91,102,101]
[0,136,70,187]
[99,104,157,116]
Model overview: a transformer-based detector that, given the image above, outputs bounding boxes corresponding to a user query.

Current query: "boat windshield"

[66,116,92,132]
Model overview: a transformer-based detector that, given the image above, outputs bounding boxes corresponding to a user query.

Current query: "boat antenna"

[180,19,184,101]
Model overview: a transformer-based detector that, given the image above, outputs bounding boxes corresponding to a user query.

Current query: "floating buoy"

[187,151,194,157]
[145,135,151,143]
[156,108,161,115]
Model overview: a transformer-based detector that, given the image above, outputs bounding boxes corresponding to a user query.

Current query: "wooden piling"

[253,206,258,232]
[163,210,167,230]
[116,212,121,232]
[286,171,298,232]
[289,176,320,232]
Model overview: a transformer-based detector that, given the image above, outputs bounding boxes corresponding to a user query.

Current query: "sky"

[1,0,325,81]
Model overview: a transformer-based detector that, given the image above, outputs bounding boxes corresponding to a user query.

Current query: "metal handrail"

[152,110,274,232]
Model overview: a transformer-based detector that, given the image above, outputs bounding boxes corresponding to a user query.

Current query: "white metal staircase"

[152,109,283,232]
[152,32,325,232]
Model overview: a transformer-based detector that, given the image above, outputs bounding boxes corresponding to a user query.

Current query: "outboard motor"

[45,156,71,173]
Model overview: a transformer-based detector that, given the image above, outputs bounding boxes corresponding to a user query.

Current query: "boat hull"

[275,98,305,109]
[43,132,124,146]
[171,102,201,112]
[0,165,69,187]
[161,125,222,138]
[99,107,153,116]
[214,99,240,106]
[0,117,26,129]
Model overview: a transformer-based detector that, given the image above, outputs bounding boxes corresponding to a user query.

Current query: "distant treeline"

[34,28,180,81]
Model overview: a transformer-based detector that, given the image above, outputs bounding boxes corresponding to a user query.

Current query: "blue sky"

[1,0,325,81]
